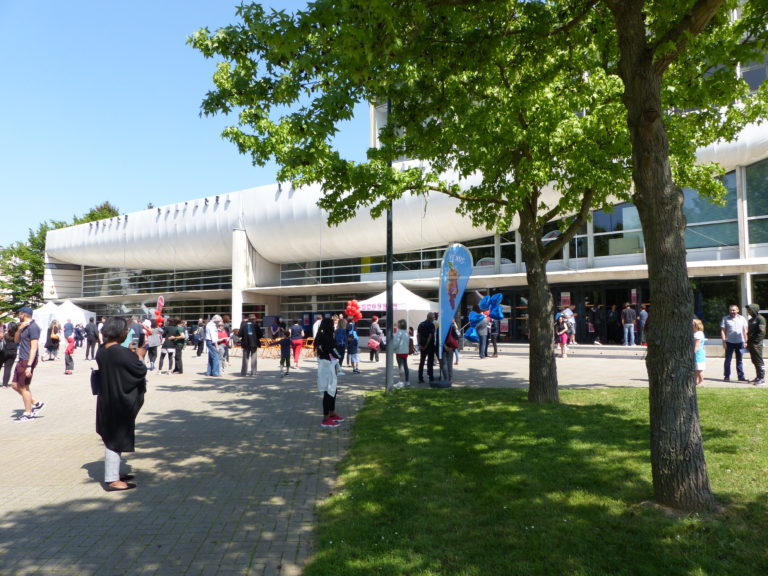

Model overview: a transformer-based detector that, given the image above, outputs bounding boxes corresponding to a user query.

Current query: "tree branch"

[540,187,595,261]
[651,0,724,75]
[549,0,600,36]
[426,184,511,208]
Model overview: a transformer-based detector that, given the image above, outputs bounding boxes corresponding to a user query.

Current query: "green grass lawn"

[305,388,768,576]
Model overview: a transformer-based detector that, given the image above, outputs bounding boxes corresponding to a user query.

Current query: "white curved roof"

[46,177,494,269]
[45,121,768,270]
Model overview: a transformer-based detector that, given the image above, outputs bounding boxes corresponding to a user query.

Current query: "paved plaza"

[0,341,761,575]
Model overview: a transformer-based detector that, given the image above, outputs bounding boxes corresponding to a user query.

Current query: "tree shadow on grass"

[305,388,768,576]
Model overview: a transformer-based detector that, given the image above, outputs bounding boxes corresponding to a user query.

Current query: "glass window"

[741,56,768,92]
[683,171,737,223]
[499,234,516,264]
[568,236,588,259]
[592,203,641,233]
[746,158,768,218]
[540,221,563,260]
[690,277,739,338]
[685,222,739,249]
[749,218,768,244]
[594,232,644,256]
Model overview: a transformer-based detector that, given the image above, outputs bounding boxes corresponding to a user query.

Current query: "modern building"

[44,117,768,342]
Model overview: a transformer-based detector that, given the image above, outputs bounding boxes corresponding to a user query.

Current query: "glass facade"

[741,55,768,92]
[82,299,238,325]
[280,234,516,286]
[82,267,231,298]
[691,277,740,337]
[279,293,367,325]
[592,203,644,257]
[746,157,768,244]
[683,171,739,249]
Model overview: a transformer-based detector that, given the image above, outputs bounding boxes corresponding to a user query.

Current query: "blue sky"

[0,1,369,247]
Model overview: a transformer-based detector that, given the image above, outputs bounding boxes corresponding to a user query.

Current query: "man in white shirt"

[720,304,748,382]
[205,315,222,376]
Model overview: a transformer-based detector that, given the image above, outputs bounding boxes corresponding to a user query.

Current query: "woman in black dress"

[95,317,147,491]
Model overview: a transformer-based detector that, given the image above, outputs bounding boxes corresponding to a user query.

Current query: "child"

[347,326,360,374]
[693,318,706,386]
[277,326,292,377]
[64,335,75,375]
[555,316,569,358]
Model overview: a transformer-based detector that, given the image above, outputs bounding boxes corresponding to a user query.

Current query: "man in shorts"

[12,306,45,422]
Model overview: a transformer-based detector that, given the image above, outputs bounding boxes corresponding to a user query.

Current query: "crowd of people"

[2,301,764,491]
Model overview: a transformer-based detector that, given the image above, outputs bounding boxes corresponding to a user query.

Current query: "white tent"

[359,282,439,330]
[32,301,60,349]
[56,300,96,328]
[360,282,440,312]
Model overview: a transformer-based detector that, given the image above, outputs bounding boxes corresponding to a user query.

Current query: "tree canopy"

[0,202,120,317]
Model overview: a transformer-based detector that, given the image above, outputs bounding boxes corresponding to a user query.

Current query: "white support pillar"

[515,230,523,274]
[231,229,248,325]
[737,165,749,260]
[494,233,501,274]
[742,272,753,309]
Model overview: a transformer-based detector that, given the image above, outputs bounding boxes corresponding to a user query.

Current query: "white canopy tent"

[32,301,60,349]
[359,282,440,330]
[55,300,97,328]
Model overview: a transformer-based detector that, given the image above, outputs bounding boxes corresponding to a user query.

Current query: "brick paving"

[0,341,760,575]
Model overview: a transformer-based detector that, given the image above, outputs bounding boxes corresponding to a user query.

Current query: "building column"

[515,231,523,274]
[231,229,249,325]
[737,165,749,259]
[494,233,501,274]
[742,272,753,308]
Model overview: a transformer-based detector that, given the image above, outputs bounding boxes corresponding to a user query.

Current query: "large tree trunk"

[519,209,560,404]
[612,3,716,511]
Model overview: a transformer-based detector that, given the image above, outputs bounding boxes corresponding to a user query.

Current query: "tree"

[190,1,631,402]
[0,202,120,316]
[191,0,768,510]
[589,0,768,510]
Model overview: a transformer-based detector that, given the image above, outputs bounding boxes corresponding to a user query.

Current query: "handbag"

[90,369,102,396]
[368,338,380,351]
[446,331,459,350]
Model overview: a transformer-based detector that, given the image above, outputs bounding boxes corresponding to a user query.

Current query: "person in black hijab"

[95,317,147,491]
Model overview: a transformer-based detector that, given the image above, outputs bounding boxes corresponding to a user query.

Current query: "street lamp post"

[385,98,394,393]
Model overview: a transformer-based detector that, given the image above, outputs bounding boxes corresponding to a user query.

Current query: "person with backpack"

[193,319,206,357]
[238,314,263,377]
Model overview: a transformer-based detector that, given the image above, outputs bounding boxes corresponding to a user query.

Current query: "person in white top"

[720,304,748,382]
[205,315,222,376]
[312,314,323,338]
[693,318,706,386]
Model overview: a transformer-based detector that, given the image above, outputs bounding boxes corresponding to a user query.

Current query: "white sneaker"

[337,370,345,376]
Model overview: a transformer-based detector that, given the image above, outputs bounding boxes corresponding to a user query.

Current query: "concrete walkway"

[0,342,761,575]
